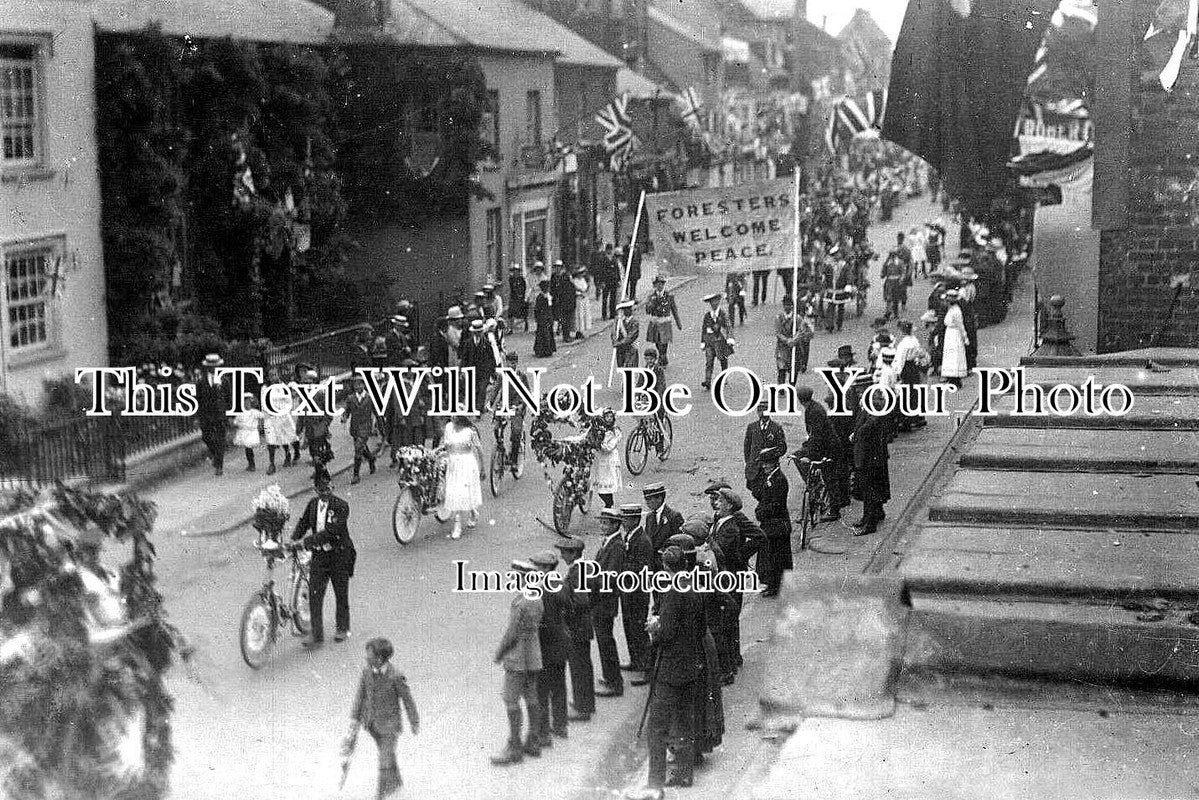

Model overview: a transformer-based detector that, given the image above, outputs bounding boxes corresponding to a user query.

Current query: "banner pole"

[789,168,802,381]
[608,189,648,388]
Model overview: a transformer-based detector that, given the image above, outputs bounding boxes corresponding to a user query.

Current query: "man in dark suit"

[751,447,791,597]
[629,546,705,800]
[342,637,419,799]
[851,400,891,535]
[342,376,377,484]
[291,468,356,647]
[385,316,411,367]
[619,503,654,686]
[743,401,787,489]
[555,537,595,722]
[793,385,848,520]
[641,482,683,572]
[591,509,626,697]
[531,550,571,748]
[195,353,230,476]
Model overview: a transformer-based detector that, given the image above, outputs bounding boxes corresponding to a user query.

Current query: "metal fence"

[0,415,125,490]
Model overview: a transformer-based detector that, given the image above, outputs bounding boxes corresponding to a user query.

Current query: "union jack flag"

[596,93,636,170]
[677,86,705,132]
[825,89,888,153]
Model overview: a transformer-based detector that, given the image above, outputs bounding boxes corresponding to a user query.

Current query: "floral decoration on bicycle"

[251,484,291,542]
[529,400,611,470]
[394,446,445,498]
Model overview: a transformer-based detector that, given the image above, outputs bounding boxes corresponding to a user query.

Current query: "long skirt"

[940,328,968,378]
[534,323,556,357]
[443,452,482,512]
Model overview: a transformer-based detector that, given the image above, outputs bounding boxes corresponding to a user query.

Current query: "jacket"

[643,504,684,571]
[591,530,625,604]
[350,664,419,735]
[751,467,791,538]
[652,586,705,687]
[743,418,787,486]
[496,593,543,672]
[620,525,654,584]
[538,581,572,666]
[562,561,593,640]
[343,391,375,439]
[291,494,355,576]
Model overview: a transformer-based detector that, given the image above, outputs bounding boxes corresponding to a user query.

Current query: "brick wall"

[1097,0,1199,351]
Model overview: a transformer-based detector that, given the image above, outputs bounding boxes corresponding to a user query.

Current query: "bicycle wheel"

[290,571,311,636]
[656,417,673,461]
[239,592,277,669]
[392,486,422,545]
[489,447,506,497]
[625,426,649,476]
[552,478,574,535]
[798,491,812,551]
[857,290,867,318]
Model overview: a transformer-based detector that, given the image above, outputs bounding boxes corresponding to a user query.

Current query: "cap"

[681,518,709,539]
[703,480,731,495]
[642,482,666,497]
[510,559,536,573]
[759,445,784,460]
[661,546,685,570]
[702,292,721,302]
[664,533,696,552]
[599,508,622,522]
[529,550,559,569]
[554,536,585,553]
[616,300,635,310]
[620,503,643,518]
[445,306,465,320]
[836,344,856,360]
[716,488,742,511]
[652,275,666,284]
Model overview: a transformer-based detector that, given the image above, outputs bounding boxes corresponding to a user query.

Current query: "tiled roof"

[94,0,334,44]
[647,5,721,52]
[394,0,622,67]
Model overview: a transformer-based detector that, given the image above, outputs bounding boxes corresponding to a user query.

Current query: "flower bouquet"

[395,446,444,499]
[251,485,290,546]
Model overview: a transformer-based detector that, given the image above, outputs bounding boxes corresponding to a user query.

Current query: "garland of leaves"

[0,484,189,800]
[528,401,610,470]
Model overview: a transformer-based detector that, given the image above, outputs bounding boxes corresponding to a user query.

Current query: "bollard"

[1032,294,1080,356]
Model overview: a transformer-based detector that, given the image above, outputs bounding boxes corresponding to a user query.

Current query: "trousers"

[536,662,568,736]
[200,422,226,469]
[308,562,350,640]
[367,725,401,800]
[620,591,650,672]
[567,635,595,714]
[647,680,697,788]
[591,599,622,689]
[501,669,541,747]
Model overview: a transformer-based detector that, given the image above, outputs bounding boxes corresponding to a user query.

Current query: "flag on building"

[678,86,705,131]
[596,93,636,170]
[824,90,887,153]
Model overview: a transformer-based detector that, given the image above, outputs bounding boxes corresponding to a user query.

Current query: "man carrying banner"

[612,300,640,369]
[699,293,734,390]
[644,275,682,366]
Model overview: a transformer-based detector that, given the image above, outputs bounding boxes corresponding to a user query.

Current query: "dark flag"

[883,0,1057,212]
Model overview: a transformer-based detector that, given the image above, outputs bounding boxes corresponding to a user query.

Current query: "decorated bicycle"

[240,485,311,668]
[529,399,612,535]
[390,445,448,545]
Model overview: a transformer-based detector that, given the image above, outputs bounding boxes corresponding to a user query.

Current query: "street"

[153,196,974,800]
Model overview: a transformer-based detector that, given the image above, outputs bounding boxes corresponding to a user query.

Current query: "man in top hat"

[554,536,595,721]
[644,275,682,366]
[341,375,378,484]
[196,353,231,476]
[292,468,357,648]
[491,558,543,765]
[629,545,706,800]
[750,446,791,597]
[793,385,848,518]
[531,549,571,747]
[699,292,733,390]
[612,300,640,369]
[592,508,626,697]
[743,400,787,490]
[618,503,654,686]
[642,482,684,572]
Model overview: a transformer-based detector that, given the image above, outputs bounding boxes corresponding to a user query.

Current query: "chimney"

[822,15,827,31]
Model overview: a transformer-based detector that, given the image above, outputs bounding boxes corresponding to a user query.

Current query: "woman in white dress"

[437,415,484,539]
[590,410,623,509]
[572,268,592,339]
[940,289,969,388]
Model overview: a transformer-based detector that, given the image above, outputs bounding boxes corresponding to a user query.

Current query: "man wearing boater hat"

[592,508,627,697]
[618,503,653,686]
[642,482,684,572]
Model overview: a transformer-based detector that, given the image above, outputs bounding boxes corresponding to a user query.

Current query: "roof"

[735,0,795,22]
[93,0,334,44]
[837,9,892,50]
[389,0,621,67]
[647,5,722,53]
[617,67,677,101]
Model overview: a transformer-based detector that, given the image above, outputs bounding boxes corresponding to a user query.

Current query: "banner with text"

[646,178,795,275]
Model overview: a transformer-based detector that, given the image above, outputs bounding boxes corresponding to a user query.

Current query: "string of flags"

[825,88,888,154]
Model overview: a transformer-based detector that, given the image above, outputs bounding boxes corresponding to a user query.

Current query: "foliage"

[0,484,189,800]
[528,399,611,469]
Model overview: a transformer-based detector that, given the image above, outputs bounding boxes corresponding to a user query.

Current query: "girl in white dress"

[437,415,484,539]
[590,410,623,508]
[232,393,264,472]
[940,289,969,387]
[263,376,298,474]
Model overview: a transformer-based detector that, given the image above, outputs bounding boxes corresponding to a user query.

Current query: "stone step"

[896,525,1199,601]
[902,595,1199,690]
[1019,365,1199,394]
[928,470,1199,530]
[960,428,1199,472]
[979,393,1199,429]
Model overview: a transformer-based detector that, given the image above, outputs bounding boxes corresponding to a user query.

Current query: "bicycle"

[551,462,593,535]
[624,411,673,476]
[791,456,832,551]
[489,413,526,497]
[391,446,447,546]
[239,535,312,669]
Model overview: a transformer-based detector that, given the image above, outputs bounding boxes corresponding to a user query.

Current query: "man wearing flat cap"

[618,503,653,686]
[531,550,571,747]
[350,324,374,374]
[644,275,682,366]
[492,559,543,765]
[642,483,683,572]
[341,376,377,485]
[699,292,733,390]
[592,508,626,697]
[751,446,791,597]
[612,300,640,369]
[555,537,595,721]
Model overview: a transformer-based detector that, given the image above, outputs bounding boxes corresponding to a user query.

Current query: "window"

[4,237,61,353]
[486,208,502,277]
[525,90,542,146]
[481,89,500,154]
[1,43,43,167]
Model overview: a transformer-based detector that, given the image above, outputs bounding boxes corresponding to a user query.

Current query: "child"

[263,372,297,475]
[342,638,420,800]
[232,392,264,472]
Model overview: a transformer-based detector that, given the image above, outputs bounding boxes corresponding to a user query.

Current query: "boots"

[490,709,525,766]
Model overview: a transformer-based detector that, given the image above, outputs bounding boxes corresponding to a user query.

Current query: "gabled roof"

[837,9,891,50]
[387,0,621,67]
[647,5,721,53]
[94,0,334,44]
